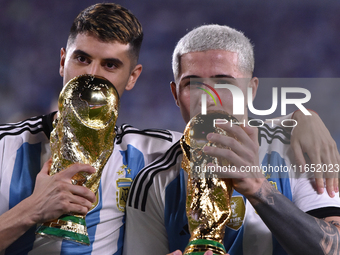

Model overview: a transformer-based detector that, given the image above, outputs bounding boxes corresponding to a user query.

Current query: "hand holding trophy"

[180,111,237,255]
[36,74,119,245]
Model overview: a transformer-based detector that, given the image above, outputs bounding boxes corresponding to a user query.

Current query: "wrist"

[20,196,42,225]
[242,177,267,199]
[246,179,276,206]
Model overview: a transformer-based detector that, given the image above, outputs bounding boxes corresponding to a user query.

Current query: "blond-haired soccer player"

[124,24,340,255]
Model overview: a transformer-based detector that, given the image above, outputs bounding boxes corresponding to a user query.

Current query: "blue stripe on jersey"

[60,183,103,254]
[120,144,145,179]
[227,224,244,254]
[117,145,145,254]
[165,168,189,252]
[6,142,42,255]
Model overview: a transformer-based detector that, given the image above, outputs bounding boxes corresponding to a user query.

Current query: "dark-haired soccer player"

[0,4,181,254]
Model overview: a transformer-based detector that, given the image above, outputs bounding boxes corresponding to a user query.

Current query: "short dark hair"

[67,3,143,64]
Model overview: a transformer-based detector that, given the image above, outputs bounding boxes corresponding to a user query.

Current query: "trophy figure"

[36,74,119,245]
[180,111,237,255]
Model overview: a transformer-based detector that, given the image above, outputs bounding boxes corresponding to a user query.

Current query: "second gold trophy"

[181,111,236,255]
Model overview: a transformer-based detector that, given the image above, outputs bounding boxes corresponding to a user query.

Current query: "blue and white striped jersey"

[125,123,340,255]
[0,112,182,255]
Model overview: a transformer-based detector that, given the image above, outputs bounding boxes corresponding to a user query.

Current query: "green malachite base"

[184,239,226,255]
[35,214,90,246]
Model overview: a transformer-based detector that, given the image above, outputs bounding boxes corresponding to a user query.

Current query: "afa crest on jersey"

[116,178,132,212]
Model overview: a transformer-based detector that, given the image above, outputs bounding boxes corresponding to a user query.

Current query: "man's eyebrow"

[72,49,92,58]
[181,74,236,80]
[211,74,236,79]
[182,75,200,80]
[103,57,123,67]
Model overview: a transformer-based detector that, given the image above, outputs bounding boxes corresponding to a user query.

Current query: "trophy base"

[36,214,90,246]
[184,239,226,255]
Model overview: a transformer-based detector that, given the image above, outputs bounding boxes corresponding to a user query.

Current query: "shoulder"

[127,141,183,212]
[0,112,55,142]
[115,124,182,144]
[114,124,182,164]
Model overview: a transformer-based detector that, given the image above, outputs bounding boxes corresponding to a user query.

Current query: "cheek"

[107,76,129,96]
[179,90,205,121]
[63,61,79,80]
[221,93,234,105]
[178,89,191,108]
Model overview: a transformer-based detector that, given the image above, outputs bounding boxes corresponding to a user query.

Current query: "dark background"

[1,0,340,143]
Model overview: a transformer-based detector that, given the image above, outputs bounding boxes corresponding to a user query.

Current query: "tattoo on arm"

[250,181,340,255]
[252,181,280,206]
[315,218,340,255]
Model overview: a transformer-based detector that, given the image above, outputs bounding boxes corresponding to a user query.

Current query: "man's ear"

[249,77,259,101]
[59,47,66,77]
[125,64,142,91]
[170,81,180,107]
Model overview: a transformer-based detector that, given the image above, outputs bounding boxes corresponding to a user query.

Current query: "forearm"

[248,181,340,255]
[0,197,37,251]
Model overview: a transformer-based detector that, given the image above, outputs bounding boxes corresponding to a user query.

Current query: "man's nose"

[87,63,101,76]
[205,93,217,107]
[199,93,217,115]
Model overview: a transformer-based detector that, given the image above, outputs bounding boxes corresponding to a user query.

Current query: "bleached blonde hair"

[172,24,254,80]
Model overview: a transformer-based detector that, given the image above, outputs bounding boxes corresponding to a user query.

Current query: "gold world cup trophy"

[180,110,237,255]
[35,74,119,245]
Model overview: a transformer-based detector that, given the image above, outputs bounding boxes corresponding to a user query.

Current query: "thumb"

[40,158,52,175]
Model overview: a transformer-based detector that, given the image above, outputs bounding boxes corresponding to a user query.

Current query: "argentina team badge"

[116,178,133,211]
